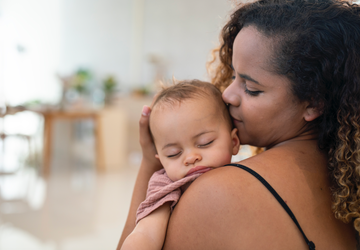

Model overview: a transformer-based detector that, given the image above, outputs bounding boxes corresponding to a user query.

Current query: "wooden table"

[40,109,105,175]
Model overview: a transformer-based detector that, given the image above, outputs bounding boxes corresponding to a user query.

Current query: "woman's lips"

[186,166,212,177]
[233,118,242,123]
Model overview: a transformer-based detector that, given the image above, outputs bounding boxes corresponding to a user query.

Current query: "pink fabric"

[135,169,203,224]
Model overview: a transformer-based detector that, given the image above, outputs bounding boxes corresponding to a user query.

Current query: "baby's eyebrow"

[193,130,214,139]
[162,143,178,150]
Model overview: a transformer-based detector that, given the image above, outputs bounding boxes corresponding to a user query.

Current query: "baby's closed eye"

[167,151,181,158]
[198,140,215,148]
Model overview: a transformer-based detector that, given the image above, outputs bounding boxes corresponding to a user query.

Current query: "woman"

[118,0,360,249]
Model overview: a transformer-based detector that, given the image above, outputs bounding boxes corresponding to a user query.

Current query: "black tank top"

[226,163,316,250]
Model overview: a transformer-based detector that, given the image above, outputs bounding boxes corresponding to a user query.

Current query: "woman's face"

[222,26,309,148]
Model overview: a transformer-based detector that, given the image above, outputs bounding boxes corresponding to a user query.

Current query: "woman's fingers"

[139,105,161,169]
[139,105,153,147]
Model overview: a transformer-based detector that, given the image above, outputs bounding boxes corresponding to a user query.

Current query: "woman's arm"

[121,203,171,250]
[117,106,163,249]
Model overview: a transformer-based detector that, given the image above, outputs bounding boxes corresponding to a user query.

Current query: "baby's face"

[150,97,240,182]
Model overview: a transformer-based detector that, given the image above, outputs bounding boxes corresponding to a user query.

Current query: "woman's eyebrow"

[239,73,260,85]
[231,64,261,85]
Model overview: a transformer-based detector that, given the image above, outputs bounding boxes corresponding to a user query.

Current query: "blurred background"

[0,0,252,249]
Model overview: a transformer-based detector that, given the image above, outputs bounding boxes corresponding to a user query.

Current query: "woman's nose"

[222,81,240,107]
[184,152,202,166]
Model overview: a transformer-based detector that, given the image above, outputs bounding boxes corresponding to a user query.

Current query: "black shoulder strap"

[226,163,316,250]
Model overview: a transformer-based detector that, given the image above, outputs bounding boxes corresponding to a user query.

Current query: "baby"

[121,80,240,250]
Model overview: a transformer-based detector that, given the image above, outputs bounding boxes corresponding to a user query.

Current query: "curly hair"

[211,0,360,235]
[206,46,233,92]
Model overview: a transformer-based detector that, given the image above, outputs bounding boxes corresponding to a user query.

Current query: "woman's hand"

[139,105,162,172]
[117,104,163,250]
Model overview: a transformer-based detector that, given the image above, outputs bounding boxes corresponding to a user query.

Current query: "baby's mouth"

[185,166,212,177]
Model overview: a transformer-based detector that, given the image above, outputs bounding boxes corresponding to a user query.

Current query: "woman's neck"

[266,128,320,150]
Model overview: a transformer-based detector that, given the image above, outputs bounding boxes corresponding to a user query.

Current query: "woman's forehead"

[233,26,275,72]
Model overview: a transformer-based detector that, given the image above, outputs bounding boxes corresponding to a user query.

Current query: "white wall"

[141,0,231,84]
[1,0,232,105]
[1,0,61,105]
[59,0,134,85]
[59,0,231,90]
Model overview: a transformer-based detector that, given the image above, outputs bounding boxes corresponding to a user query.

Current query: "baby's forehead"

[153,95,219,111]
[152,100,219,128]
[150,96,230,130]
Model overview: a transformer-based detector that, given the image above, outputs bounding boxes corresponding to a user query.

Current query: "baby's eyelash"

[167,152,181,158]
[199,140,214,147]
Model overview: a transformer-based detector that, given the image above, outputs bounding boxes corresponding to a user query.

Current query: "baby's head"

[150,80,240,181]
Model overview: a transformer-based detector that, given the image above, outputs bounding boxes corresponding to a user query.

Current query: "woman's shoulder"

[163,149,357,249]
[163,163,309,249]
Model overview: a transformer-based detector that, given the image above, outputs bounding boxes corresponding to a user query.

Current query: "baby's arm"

[121,203,171,250]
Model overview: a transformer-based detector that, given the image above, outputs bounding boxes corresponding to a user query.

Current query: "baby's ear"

[231,128,240,155]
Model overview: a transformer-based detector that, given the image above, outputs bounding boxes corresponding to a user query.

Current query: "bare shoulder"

[163,166,256,249]
[163,147,357,249]
[163,165,307,250]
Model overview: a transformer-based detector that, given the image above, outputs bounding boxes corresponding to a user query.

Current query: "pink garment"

[135,169,203,224]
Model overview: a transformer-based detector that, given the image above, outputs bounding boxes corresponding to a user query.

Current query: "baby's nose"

[184,152,202,166]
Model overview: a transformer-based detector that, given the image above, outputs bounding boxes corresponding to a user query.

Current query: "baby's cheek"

[215,152,232,167]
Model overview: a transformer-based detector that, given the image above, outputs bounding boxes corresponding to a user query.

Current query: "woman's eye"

[244,85,262,96]
[199,140,214,147]
[245,89,262,96]
[167,152,181,158]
